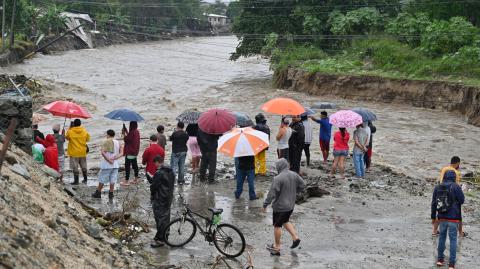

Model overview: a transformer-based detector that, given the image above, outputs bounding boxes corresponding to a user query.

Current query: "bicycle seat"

[208,208,223,214]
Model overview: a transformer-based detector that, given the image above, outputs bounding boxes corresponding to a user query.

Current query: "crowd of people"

[30,111,468,267]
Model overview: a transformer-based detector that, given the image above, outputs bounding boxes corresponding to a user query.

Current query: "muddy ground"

[2,36,480,268]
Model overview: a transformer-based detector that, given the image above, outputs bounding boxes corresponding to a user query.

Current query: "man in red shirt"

[142,135,165,183]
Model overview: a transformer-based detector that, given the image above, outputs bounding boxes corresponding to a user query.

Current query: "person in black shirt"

[197,129,220,183]
[235,155,258,200]
[32,124,45,141]
[169,122,189,185]
[288,116,305,174]
[150,155,175,248]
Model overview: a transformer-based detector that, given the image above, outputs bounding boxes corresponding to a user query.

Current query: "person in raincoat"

[253,113,270,176]
[38,134,59,173]
[66,119,90,185]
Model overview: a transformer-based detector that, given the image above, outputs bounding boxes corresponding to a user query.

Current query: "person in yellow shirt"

[66,119,90,185]
[253,113,270,176]
[432,156,467,237]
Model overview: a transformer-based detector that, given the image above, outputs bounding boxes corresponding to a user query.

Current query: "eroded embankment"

[275,67,480,126]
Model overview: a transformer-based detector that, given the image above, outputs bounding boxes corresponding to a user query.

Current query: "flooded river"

[2,36,480,268]
[3,36,479,179]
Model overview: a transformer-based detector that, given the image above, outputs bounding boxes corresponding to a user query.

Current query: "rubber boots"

[72,174,79,185]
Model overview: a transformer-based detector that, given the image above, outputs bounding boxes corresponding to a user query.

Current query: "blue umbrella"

[105,109,144,122]
[351,108,377,122]
[300,107,315,117]
[233,111,254,127]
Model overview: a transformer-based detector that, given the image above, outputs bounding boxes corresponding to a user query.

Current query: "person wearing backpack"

[150,155,175,248]
[431,156,465,269]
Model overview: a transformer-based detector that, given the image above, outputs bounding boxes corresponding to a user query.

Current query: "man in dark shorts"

[262,158,305,255]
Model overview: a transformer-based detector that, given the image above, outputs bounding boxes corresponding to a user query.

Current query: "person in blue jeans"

[352,124,369,178]
[235,155,257,200]
[431,156,465,269]
[169,122,189,185]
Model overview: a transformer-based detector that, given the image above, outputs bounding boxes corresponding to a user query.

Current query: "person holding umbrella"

[311,111,333,164]
[66,119,90,185]
[122,121,141,186]
[328,110,363,179]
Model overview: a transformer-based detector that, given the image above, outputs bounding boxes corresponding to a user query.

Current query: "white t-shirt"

[100,139,120,169]
[303,120,313,144]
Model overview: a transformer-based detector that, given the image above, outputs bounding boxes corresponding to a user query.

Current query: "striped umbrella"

[218,127,269,157]
[329,110,363,128]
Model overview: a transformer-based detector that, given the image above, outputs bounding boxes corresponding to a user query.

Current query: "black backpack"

[436,183,454,214]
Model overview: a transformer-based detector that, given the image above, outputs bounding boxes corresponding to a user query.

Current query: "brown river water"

[2,36,480,268]
[3,36,479,179]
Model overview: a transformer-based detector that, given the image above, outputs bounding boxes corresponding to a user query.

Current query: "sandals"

[266,244,280,256]
[291,239,301,249]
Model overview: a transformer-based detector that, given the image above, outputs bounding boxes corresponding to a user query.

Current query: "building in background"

[206,14,228,26]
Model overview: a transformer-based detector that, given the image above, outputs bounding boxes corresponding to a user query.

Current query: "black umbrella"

[351,108,377,122]
[233,111,254,127]
[176,109,202,124]
[311,102,338,110]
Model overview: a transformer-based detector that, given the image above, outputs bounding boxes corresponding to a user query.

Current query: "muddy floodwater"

[3,36,480,268]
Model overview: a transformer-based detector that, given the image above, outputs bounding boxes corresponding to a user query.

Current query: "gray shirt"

[264,159,305,212]
[54,133,65,156]
[353,128,369,154]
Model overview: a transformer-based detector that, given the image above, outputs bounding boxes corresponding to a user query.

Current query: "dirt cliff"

[275,67,480,126]
[0,140,149,269]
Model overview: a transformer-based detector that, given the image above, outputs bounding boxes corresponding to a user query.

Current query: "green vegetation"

[231,1,480,85]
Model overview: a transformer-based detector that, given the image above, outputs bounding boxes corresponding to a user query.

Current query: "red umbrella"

[43,101,91,119]
[198,108,236,135]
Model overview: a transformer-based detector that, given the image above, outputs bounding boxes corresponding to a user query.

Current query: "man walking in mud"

[169,122,189,185]
[431,156,465,269]
[263,158,305,256]
[150,155,175,248]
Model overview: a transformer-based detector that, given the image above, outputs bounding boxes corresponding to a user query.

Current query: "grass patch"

[272,39,480,87]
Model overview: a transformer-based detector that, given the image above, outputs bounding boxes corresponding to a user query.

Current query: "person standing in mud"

[186,124,201,173]
[253,113,270,176]
[431,156,465,269]
[301,115,312,167]
[288,115,305,174]
[92,130,123,199]
[276,117,291,161]
[156,125,167,150]
[331,128,350,179]
[52,124,66,180]
[364,121,376,172]
[150,155,175,248]
[66,119,90,185]
[263,158,305,256]
[235,154,258,200]
[311,111,333,164]
[122,121,140,186]
[169,122,189,185]
[353,124,369,179]
[197,128,220,183]
[142,135,165,183]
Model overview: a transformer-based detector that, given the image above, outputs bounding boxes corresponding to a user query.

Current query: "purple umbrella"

[329,110,363,128]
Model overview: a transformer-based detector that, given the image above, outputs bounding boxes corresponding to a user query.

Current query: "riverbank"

[274,67,480,127]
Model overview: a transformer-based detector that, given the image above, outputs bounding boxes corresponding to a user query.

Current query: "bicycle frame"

[179,204,216,240]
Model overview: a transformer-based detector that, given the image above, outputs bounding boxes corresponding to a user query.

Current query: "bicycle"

[164,195,246,258]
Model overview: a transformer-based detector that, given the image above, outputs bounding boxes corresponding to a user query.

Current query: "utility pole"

[1,0,5,51]
[9,0,16,48]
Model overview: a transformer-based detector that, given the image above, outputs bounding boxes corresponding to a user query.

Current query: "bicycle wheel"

[164,218,197,247]
[213,223,246,258]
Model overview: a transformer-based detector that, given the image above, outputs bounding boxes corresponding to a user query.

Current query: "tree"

[226,1,242,22]
[406,0,480,26]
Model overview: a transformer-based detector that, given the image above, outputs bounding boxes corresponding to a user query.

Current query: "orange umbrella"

[261,97,306,116]
[218,127,269,157]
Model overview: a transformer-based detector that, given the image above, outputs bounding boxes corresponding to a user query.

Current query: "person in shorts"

[92,130,123,199]
[330,127,350,179]
[262,158,305,256]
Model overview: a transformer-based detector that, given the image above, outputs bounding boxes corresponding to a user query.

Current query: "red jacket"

[142,144,165,177]
[124,128,140,156]
[41,135,59,172]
